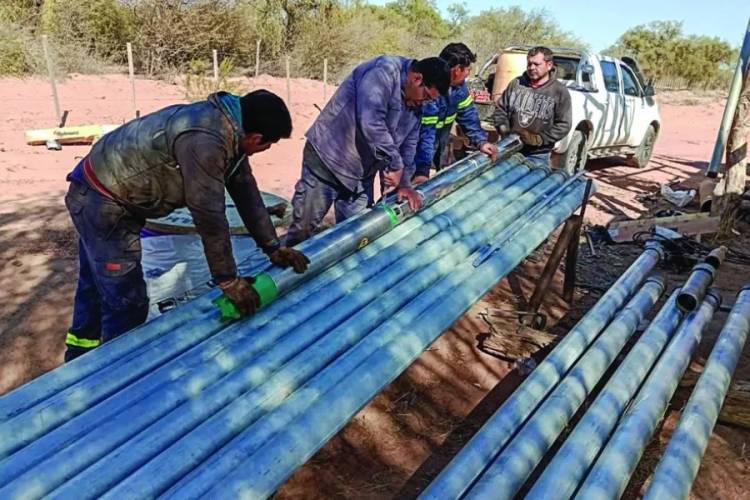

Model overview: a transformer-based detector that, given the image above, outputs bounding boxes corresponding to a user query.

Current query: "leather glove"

[266,202,287,218]
[269,247,310,273]
[219,277,260,317]
[516,128,543,146]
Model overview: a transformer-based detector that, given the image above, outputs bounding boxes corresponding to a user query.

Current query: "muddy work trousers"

[285,142,372,247]
[64,180,149,362]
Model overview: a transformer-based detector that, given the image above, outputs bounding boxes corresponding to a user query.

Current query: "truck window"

[552,56,579,82]
[620,64,641,97]
[600,61,620,93]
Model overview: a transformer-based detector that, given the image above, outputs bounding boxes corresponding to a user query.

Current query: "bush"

[40,0,134,62]
[184,58,243,101]
[129,0,260,76]
[0,24,28,76]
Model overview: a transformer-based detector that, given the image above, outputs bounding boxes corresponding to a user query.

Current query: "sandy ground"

[0,74,748,498]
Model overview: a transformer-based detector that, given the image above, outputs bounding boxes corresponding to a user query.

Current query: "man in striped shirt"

[413,43,497,184]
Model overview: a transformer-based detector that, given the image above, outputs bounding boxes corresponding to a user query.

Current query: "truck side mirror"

[643,84,656,97]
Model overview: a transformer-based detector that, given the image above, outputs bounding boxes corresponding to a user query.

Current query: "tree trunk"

[720,66,750,224]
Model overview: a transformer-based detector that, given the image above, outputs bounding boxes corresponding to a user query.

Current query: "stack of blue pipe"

[421,243,750,500]
[0,136,591,499]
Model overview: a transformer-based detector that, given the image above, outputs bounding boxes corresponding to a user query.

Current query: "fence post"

[286,55,291,104]
[41,35,61,125]
[323,58,328,102]
[255,39,261,78]
[212,49,219,82]
[126,42,138,119]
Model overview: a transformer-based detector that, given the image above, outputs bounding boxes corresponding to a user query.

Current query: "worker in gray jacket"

[64,90,309,361]
[285,56,450,247]
[493,46,572,166]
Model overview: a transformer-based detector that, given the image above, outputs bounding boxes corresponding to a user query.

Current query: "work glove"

[515,128,543,147]
[219,277,260,317]
[269,247,310,273]
[266,202,287,219]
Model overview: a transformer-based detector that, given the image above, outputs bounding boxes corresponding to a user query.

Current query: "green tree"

[385,0,451,40]
[460,7,584,66]
[606,21,734,89]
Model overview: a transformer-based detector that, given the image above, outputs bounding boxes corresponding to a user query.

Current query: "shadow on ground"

[0,192,76,394]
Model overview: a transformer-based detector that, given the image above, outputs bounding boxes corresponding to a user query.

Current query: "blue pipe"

[0,161,533,489]
[418,241,664,500]
[644,285,750,500]
[706,17,750,176]
[1,164,542,498]
[81,169,562,500]
[677,263,715,312]
[0,137,522,422]
[526,289,684,500]
[465,277,666,499]
[271,135,523,293]
[575,289,722,500]
[181,176,590,499]
[0,155,528,450]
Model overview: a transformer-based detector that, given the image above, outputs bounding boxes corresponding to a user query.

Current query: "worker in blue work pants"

[64,179,149,360]
[413,43,497,185]
[285,56,450,247]
[63,90,309,362]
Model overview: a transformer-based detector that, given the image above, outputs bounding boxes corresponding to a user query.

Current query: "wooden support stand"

[477,178,593,360]
[517,179,592,329]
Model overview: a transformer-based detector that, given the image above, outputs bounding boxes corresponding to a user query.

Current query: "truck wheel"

[560,130,588,175]
[627,125,657,168]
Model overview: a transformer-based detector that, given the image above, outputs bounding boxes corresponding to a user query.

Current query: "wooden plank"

[607,212,720,243]
[25,124,120,146]
[681,370,750,429]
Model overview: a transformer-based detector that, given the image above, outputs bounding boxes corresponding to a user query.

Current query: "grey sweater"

[493,70,572,155]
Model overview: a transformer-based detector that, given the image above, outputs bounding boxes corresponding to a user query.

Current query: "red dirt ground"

[0,74,748,498]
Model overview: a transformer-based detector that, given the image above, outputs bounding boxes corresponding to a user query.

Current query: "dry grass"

[657,89,728,106]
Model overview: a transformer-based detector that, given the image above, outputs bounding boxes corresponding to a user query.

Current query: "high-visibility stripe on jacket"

[415,81,486,178]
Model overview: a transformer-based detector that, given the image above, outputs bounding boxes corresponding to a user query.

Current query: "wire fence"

[41,38,332,125]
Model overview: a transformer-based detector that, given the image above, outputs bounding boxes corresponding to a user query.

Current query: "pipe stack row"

[0,137,590,499]
[421,244,750,500]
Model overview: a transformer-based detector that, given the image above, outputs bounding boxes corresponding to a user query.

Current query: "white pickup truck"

[465,46,661,173]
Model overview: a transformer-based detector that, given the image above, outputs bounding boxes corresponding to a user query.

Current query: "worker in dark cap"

[63,89,309,361]
[285,56,451,246]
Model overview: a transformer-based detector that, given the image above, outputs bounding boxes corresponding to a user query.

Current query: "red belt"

[83,157,116,201]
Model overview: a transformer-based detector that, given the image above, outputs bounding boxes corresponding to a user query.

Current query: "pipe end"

[677,293,698,313]
[691,262,716,276]
[644,275,667,295]
[520,158,552,174]
[644,240,665,260]
[704,245,728,270]
[704,287,723,309]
